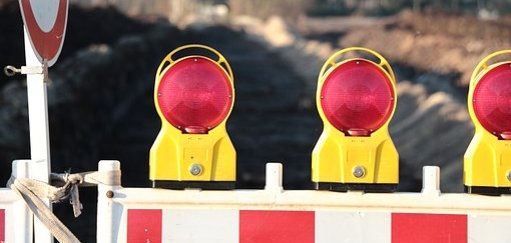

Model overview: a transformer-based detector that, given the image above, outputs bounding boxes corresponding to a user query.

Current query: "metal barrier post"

[97,160,121,243]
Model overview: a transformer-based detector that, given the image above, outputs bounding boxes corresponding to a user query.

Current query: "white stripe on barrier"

[316,211,390,243]
[163,209,238,243]
[468,214,511,242]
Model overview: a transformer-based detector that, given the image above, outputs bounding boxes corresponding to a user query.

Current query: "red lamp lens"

[157,57,233,133]
[320,59,395,136]
[473,63,511,140]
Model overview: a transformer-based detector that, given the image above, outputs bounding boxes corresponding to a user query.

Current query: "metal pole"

[24,27,53,243]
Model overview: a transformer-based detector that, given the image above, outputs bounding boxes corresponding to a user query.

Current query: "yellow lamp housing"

[464,50,511,195]
[312,47,399,192]
[150,44,236,189]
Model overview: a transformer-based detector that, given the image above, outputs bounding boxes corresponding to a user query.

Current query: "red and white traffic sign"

[18,0,68,67]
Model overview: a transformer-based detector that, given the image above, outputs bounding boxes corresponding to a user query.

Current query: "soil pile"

[339,10,511,86]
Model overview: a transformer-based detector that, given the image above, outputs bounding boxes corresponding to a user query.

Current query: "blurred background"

[1,0,511,240]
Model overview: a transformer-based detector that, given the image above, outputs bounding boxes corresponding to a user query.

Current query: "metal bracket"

[4,63,49,82]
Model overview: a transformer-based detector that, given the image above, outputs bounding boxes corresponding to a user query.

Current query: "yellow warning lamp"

[150,44,236,189]
[312,47,399,192]
[464,50,511,194]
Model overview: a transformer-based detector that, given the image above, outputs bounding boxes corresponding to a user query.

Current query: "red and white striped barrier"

[0,160,33,243]
[96,161,511,243]
[125,209,511,243]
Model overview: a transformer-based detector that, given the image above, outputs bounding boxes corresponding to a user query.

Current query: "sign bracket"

[4,63,49,82]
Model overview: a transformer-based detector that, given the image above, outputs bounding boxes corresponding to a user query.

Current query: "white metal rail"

[96,161,511,243]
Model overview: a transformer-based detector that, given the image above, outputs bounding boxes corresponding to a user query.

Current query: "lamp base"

[315,182,397,193]
[152,180,235,190]
[465,185,511,196]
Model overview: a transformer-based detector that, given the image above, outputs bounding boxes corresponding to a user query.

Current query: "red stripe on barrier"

[392,213,467,243]
[240,210,314,243]
[0,209,4,242]
[127,209,162,243]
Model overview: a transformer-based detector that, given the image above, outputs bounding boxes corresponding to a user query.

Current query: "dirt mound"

[341,10,511,86]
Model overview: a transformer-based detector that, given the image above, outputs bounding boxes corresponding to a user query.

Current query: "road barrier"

[96,161,511,243]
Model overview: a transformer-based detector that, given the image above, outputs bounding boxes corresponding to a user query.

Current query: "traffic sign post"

[24,29,53,243]
[17,1,69,242]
